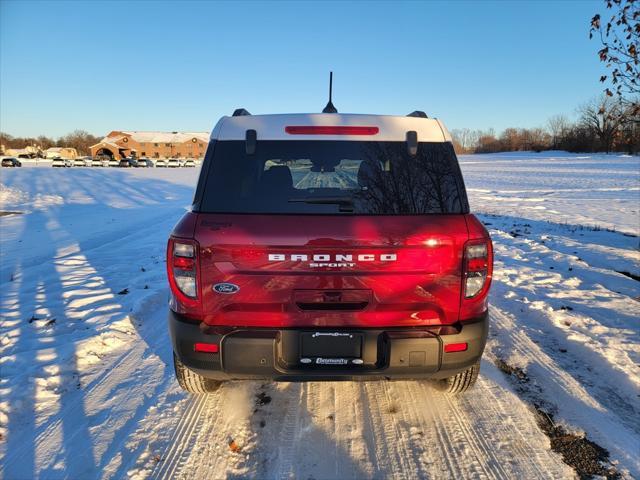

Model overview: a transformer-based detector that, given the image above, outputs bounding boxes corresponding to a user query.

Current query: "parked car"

[155,159,167,167]
[73,157,86,167]
[108,158,119,167]
[118,158,137,168]
[136,158,154,168]
[167,158,181,168]
[167,108,493,395]
[1,157,22,167]
[93,155,109,167]
[52,157,71,167]
[183,158,196,167]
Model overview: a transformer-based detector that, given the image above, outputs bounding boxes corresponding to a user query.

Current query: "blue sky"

[1,0,607,137]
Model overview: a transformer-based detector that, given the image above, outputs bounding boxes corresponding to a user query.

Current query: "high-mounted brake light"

[285,126,379,135]
[464,241,490,298]
[168,239,198,299]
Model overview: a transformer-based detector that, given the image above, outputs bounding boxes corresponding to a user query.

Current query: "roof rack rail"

[407,110,428,118]
[232,108,251,116]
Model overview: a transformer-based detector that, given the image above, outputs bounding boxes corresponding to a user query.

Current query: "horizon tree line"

[451,95,639,154]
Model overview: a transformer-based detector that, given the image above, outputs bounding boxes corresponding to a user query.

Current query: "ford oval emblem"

[213,283,240,294]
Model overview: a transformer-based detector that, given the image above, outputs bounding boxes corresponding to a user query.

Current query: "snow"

[1,152,638,479]
[459,151,640,235]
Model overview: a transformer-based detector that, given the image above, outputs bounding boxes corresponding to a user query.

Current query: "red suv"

[167,110,492,394]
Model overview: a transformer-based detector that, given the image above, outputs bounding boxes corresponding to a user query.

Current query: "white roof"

[117,131,209,144]
[212,113,452,142]
[46,147,76,152]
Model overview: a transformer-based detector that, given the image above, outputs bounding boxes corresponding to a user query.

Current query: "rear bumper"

[169,311,488,381]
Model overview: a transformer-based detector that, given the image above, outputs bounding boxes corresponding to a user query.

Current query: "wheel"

[433,361,480,394]
[173,353,222,393]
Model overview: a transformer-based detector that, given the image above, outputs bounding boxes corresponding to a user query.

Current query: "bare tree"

[577,96,627,153]
[500,128,521,151]
[450,128,479,153]
[58,130,101,155]
[547,114,571,149]
[36,135,55,150]
[590,0,639,108]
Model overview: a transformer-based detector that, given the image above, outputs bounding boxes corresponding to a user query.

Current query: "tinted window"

[199,140,466,215]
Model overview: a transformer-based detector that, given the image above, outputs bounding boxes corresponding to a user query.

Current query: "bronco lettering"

[268,253,397,262]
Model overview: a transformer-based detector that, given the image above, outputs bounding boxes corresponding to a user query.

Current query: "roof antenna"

[322,71,338,113]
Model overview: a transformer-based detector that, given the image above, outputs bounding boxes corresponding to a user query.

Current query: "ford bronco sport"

[167,109,492,394]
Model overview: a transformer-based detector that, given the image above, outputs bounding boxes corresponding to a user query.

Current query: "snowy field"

[0,152,638,479]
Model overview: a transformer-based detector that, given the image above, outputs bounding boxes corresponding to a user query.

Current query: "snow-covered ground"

[0,152,638,479]
[460,151,639,235]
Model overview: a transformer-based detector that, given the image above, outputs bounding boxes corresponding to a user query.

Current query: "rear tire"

[173,353,222,393]
[433,361,480,394]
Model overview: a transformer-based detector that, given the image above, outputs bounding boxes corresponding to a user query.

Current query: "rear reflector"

[194,342,219,353]
[444,342,468,353]
[285,126,379,135]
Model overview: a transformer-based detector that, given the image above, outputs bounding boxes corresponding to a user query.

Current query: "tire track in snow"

[143,375,573,479]
[488,220,640,427]
[361,382,418,479]
[151,394,210,479]
[334,381,374,477]
[273,383,303,480]
[488,305,640,476]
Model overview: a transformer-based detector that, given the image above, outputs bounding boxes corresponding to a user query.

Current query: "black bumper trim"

[168,311,488,381]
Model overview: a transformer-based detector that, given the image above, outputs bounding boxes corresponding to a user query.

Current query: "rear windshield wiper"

[288,196,354,212]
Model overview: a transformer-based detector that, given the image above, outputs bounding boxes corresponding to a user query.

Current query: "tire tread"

[173,353,221,394]
[436,361,480,395]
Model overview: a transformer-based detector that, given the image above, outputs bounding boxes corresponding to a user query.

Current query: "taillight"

[169,239,198,299]
[464,241,489,298]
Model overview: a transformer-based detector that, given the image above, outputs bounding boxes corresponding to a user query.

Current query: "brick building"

[45,147,78,159]
[90,131,209,159]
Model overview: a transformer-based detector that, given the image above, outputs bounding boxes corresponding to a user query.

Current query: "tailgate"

[196,214,469,327]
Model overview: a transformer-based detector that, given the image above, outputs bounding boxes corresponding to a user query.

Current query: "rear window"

[199,140,466,215]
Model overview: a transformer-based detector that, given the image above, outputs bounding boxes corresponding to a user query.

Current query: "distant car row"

[1,157,22,167]
[51,157,201,168]
[1,156,201,168]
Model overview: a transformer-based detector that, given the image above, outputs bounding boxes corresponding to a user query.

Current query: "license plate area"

[300,332,363,365]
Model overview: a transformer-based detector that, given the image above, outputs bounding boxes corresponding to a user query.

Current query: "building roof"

[90,141,123,151]
[46,147,76,152]
[98,131,209,145]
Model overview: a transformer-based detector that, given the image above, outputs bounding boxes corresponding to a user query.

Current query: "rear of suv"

[168,110,492,394]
